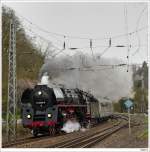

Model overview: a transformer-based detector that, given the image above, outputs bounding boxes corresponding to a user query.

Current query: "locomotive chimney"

[40,72,49,85]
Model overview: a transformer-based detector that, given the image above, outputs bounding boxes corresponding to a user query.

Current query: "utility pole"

[6,19,17,142]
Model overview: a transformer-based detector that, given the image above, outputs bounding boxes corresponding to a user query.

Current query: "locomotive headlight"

[38,91,42,95]
[48,113,52,118]
[27,114,31,119]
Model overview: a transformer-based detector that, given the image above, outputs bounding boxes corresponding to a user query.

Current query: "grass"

[2,123,31,144]
[137,128,148,139]
[137,115,148,140]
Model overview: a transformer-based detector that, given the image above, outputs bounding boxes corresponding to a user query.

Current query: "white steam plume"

[40,72,49,85]
[61,120,81,133]
[39,52,133,101]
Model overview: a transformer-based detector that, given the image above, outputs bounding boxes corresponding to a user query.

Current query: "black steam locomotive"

[21,84,113,136]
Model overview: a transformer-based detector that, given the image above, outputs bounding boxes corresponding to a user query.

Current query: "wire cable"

[15,9,148,41]
[131,6,147,57]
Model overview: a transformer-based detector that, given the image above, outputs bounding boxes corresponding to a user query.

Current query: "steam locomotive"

[21,84,113,137]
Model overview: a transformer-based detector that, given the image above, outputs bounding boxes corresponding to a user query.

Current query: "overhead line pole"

[124,5,130,72]
[6,19,17,142]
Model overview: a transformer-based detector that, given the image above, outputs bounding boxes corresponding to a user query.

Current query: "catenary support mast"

[6,19,17,142]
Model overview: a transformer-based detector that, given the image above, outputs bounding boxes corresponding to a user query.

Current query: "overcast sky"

[3,2,148,64]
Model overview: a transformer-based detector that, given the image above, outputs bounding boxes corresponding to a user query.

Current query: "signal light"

[27,114,31,119]
[48,114,52,118]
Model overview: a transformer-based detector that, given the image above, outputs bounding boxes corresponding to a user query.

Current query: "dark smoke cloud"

[39,52,133,101]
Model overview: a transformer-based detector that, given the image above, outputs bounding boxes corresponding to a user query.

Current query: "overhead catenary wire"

[23,20,148,63]
[131,6,147,57]
[27,27,146,49]
[24,24,63,45]
[97,63,135,94]
[53,63,144,72]
[13,8,148,64]
[15,9,148,41]
[17,10,148,42]
[23,26,73,58]
[99,68,128,92]
[98,38,112,59]
[24,22,147,49]
[25,25,148,63]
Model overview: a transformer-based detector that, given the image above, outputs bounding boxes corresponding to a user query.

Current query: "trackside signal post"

[6,19,17,142]
[124,99,133,135]
[127,108,131,135]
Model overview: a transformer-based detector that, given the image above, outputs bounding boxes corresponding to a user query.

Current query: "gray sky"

[3,2,148,64]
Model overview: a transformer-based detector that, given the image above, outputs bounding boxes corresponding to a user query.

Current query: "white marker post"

[124,99,133,136]
[128,108,131,135]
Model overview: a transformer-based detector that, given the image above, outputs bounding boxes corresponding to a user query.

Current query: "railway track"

[3,135,46,148]
[3,118,117,148]
[48,118,126,148]
[3,115,132,148]
[114,113,141,126]
[2,132,65,148]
